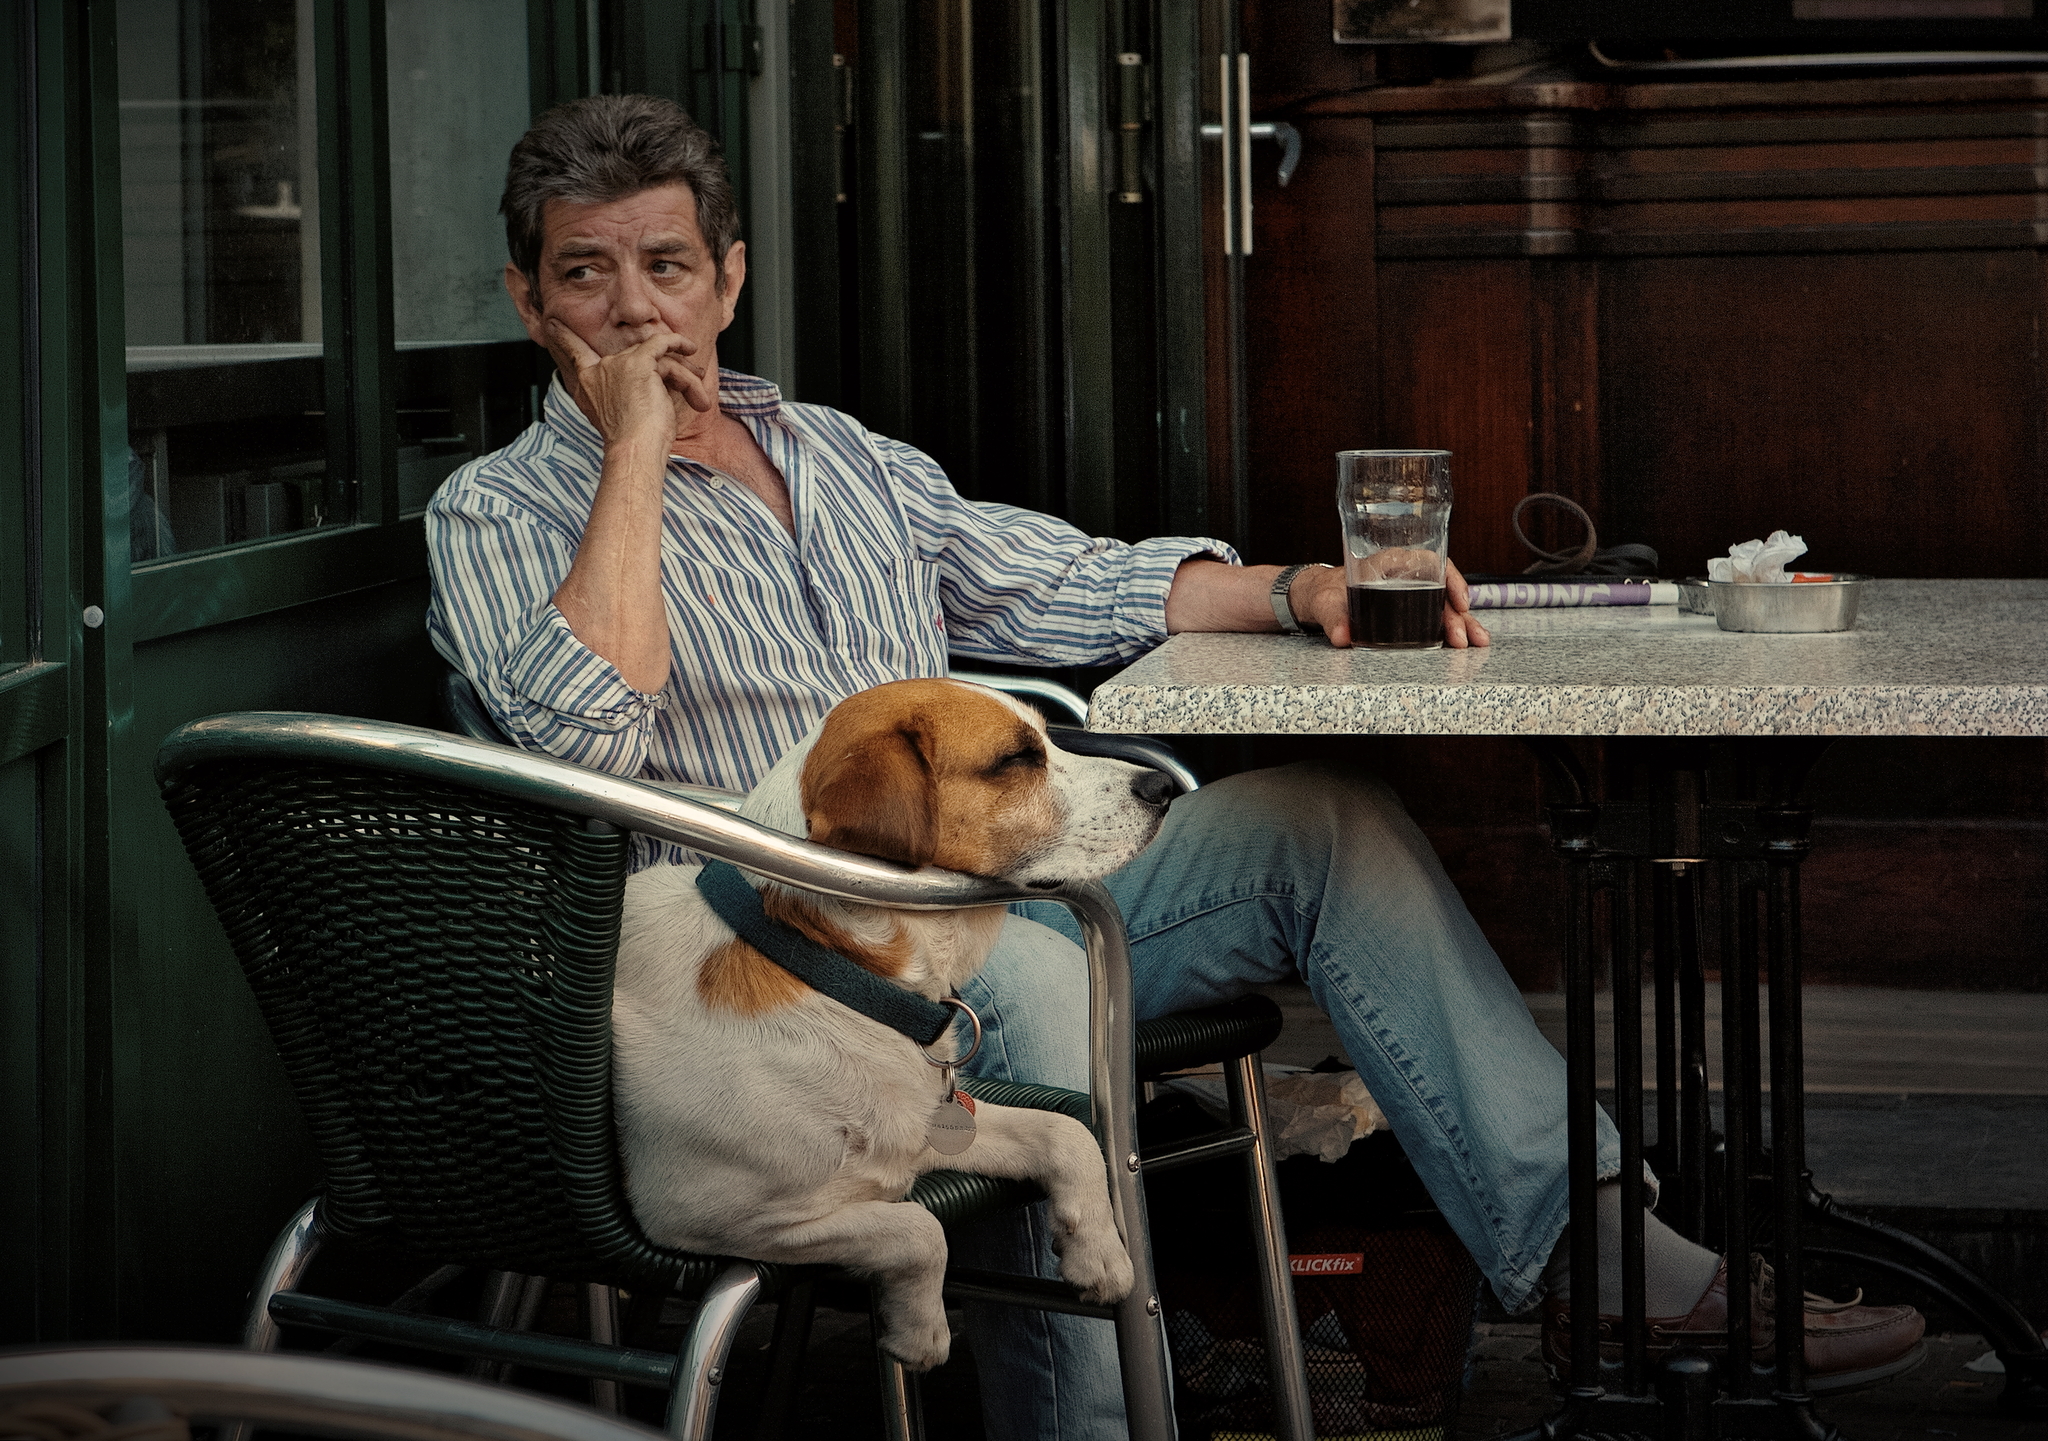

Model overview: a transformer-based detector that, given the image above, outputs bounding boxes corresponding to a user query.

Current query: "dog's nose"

[1131,768,1178,809]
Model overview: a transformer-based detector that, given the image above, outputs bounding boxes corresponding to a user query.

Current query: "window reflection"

[386,0,539,515]
[119,0,333,561]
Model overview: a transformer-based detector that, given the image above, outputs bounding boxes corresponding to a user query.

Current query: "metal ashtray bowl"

[1709,574,1872,633]
[1678,578,1714,615]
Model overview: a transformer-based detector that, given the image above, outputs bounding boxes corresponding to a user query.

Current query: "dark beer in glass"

[1337,450,1452,651]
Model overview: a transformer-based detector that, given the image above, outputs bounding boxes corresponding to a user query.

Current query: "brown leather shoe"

[1541,1255,1926,1395]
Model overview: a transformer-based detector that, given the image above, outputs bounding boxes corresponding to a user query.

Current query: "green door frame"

[0,0,749,1345]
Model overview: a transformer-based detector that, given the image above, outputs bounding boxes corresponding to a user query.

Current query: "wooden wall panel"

[1243,117,1379,564]
[1374,260,1535,577]
[1599,249,2048,579]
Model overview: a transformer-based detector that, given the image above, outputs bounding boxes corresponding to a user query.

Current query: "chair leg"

[1226,1052,1315,1441]
[873,1327,926,1441]
[665,1262,766,1441]
[224,1196,325,1441]
[586,1283,623,1413]
[468,1272,539,1383]
[240,1196,325,1351]
[751,1277,817,1441]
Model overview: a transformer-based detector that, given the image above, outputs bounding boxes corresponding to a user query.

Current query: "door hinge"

[693,21,762,75]
[833,54,852,203]
[1116,53,1149,203]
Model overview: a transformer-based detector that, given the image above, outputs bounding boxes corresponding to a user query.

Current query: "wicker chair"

[162,694,1310,1441]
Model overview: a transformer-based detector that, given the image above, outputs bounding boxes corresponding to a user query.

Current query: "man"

[428,95,1922,1437]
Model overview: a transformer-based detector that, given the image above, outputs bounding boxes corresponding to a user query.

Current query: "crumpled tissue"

[1708,530,1807,584]
[1160,1065,1388,1163]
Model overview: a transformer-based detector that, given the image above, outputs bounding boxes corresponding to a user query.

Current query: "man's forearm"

[552,435,673,693]
[1163,559,1294,633]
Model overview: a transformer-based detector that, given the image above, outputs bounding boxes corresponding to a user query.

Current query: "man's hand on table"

[1166,558,1491,649]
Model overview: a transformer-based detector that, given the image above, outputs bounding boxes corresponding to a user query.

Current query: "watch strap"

[1270,563,1332,635]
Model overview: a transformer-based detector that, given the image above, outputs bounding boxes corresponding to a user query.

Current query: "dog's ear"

[802,724,938,868]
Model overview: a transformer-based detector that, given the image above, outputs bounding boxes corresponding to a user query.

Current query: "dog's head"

[785,678,1172,887]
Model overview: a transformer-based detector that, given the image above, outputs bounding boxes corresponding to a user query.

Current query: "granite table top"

[1087,579,2048,738]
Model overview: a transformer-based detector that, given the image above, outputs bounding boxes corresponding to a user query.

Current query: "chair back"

[159,726,699,1290]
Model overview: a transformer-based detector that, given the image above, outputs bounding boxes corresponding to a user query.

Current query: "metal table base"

[1513,738,2048,1441]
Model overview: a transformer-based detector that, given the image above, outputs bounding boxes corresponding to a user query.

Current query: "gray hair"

[501,94,740,294]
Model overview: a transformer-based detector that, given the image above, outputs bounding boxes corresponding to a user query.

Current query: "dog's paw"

[875,1303,952,1372]
[1055,1227,1134,1305]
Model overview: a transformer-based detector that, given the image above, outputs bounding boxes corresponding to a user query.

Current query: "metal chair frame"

[438,666,1312,1439]
[412,668,1314,1441]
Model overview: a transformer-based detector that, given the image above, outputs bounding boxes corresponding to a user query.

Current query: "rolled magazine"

[1466,579,1680,609]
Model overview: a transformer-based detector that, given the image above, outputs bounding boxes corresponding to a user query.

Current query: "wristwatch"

[1269,563,1333,635]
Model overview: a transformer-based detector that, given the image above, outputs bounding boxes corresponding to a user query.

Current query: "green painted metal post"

[1058,0,1118,539]
[314,0,398,529]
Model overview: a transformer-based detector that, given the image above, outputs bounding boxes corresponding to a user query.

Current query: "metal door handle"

[1205,56,1302,255]
[1216,53,1235,256]
[1199,120,1302,187]
[1235,53,1252,254]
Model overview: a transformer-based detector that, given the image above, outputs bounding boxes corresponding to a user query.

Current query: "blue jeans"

[950,761,1624,1441]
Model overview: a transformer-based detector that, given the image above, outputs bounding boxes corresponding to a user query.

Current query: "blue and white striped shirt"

[426,370,1234,866]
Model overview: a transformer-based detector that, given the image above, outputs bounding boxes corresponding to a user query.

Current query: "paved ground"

[1254,984,2048,1211]
[1457,1325,2046,1441]
[1255,984,2048,1097]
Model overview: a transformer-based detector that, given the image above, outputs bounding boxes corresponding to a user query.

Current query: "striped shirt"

[426,370,1235,867]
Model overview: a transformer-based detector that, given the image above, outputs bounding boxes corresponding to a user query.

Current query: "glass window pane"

[119,0,339,562]
[385,0,540,515]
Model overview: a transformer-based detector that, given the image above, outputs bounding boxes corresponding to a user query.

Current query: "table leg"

[1523,736,2045,1441]
[1651,869,1679,1204]
[1763,808,1814,1404]
[1612,860,1649,1399]
[1719,863,1757,1400]
[1559,804,1605,1403]
[1674,863,1713,1247]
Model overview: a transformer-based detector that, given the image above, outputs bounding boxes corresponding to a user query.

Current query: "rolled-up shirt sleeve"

[426,484,667,777]
[878,434,1239,666]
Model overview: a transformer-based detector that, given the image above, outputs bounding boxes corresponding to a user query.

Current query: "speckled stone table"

[1089,578,2048,1435]
[1088,580,2048,738]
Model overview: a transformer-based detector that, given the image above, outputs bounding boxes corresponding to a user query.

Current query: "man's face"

[505,182,745,406]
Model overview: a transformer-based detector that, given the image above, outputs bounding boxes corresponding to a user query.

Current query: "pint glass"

[1337,450,1452,650]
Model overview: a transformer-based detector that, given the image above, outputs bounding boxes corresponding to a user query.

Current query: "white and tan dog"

[612,678,1173,1369]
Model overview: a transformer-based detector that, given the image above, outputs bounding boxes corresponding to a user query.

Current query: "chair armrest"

[641,779,746,812]
[1048,727,1202,796]
[958,1076,1093,1127]
[950,667,1090,727]
[1135,995,1284,1079]
[439,667,513,746]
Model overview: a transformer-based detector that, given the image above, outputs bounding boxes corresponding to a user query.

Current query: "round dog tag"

[927,1091,978,1156]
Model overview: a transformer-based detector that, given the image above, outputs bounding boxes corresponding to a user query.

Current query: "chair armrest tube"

[265,1292,680,1387]
[956,1076,1092,1127]
[949,668,1090,727]
[1135,994,1285,1078]
[941,1268,1117,1320]
[1047,727,1202,796]
[156,714,1035,911]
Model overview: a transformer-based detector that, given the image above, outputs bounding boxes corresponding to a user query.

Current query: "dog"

[612,677,1174,1369]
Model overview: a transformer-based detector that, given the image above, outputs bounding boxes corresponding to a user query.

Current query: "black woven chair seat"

[1136,995,1284,1081]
